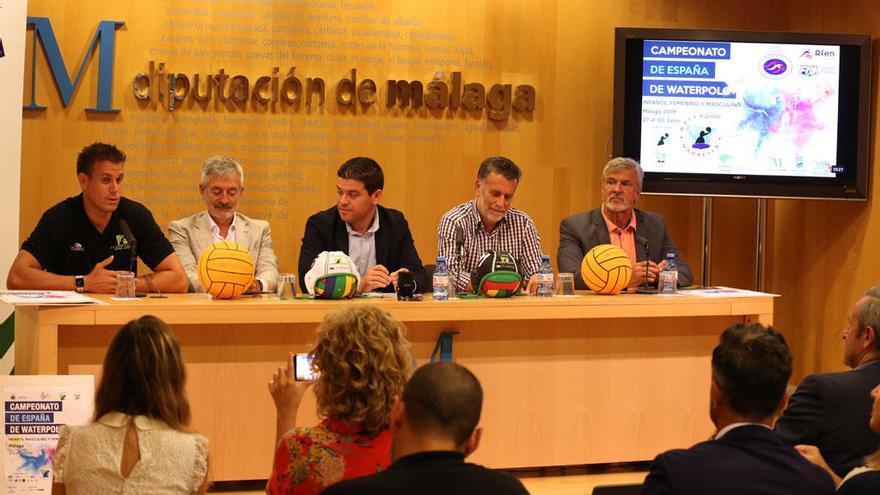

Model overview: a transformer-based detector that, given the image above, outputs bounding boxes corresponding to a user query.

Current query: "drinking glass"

[277,273,298,300]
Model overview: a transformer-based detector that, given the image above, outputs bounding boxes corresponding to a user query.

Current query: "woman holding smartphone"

[266,306,412,495]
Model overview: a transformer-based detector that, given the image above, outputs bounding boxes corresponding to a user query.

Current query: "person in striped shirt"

[437,156,543,293]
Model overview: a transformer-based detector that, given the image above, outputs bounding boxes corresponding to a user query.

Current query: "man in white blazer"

[169,156,279,293]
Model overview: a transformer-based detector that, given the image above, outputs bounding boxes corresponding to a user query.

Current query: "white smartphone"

[293,353,318,381]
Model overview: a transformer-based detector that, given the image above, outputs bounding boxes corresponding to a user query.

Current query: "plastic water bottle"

[658,252,678,295]
[433,256,449,301]
[536,254,554,298]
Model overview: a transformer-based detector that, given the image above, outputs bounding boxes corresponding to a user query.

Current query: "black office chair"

[591,483,642,495]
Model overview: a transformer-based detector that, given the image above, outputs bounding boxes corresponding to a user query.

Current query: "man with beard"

[557,157,692,290]
[436,156,543,293]
[169,156,279,293]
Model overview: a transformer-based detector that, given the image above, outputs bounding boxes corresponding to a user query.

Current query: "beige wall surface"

[19,0,880,380]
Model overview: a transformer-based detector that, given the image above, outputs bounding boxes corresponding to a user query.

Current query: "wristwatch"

[75,275,85,293]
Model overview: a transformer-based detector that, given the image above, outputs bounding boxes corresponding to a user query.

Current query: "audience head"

[393,362,484,456]
[474,156,521,227]
[601,157,642,215]
[94,315,191,430]
[710,323,792,425]
[843,285,880,368]
[311,306,411,434]
[199,156,244,223]
[336,157,383,230]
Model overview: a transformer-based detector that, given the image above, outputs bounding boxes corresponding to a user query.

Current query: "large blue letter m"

[25,17,124,112]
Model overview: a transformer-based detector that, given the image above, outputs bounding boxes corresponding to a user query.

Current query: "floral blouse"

[266,418,392,495]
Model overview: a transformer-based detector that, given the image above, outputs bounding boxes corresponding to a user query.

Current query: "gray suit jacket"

[169,211,279,292]
[557,207,693,289]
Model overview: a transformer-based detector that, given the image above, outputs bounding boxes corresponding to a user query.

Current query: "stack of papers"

[0,291,100,305]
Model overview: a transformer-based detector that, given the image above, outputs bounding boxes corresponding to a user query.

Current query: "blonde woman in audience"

[52,315,209,494]
[267,306,412,495]
[798,383,880,494]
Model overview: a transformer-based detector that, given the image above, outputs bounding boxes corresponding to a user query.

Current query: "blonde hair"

[311,306,412,434]
[866,450,880,469]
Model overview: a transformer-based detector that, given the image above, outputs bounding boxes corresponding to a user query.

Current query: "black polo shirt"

[21,194,174,276]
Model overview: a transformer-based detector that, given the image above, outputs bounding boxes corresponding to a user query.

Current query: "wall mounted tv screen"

[613,28,871,200]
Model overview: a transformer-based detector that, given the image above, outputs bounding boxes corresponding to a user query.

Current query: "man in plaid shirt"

[437,156,543,293]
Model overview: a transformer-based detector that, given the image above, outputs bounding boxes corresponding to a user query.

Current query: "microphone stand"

[129,242,138,275]
[453,226,464,298]
[143,273,167,298]
[637,237,651,293]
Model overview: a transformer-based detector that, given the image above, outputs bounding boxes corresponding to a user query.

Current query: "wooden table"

[14,291,773,481]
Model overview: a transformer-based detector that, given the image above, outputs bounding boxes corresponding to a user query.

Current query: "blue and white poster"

[640,39,841,177]
[1,376,94,494]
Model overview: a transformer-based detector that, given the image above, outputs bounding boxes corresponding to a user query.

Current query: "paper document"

[688,287,779,298]
[0,291,100,305]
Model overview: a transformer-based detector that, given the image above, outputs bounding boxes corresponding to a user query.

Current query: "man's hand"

[524,275,538,294]
[84,256,120,293]
[389,268,409,290]
[245,279,263,294]
[358,265,391,293]
[628,260,661,288]
[795,445,841,486]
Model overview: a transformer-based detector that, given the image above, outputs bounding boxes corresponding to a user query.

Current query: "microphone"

[118,219,138,275]
[636,236,650,290]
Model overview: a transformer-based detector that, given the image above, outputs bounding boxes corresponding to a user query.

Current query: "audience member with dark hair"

[776,286,880,476]
[641,323,835,495]
[322,362,530,495]
[797,383,880,494]
[52,316,209,494]
[266,306,412,494]
[297,157,429,294]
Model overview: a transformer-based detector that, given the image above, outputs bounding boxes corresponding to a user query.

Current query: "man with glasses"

[557,157,692,289]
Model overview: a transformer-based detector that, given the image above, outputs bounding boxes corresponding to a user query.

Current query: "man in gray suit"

[169,156,279,293]
[557,157,692,290]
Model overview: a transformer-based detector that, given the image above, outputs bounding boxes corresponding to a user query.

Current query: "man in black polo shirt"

[323,362,530,495]
[6,143,187,294]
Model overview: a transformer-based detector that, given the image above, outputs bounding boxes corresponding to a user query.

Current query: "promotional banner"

[0,375,94,494]
[0,0,27,375]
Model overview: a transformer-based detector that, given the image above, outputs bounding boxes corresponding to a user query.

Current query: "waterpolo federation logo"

[761,54,791,79]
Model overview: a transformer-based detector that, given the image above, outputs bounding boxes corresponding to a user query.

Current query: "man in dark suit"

[557,157,692,289]
[775,286,880,477]
[322,362,530,495]
[298,157,429,294]
[641,323,835,495]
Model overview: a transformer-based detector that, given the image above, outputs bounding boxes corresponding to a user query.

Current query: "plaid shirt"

[437,200,543,291]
